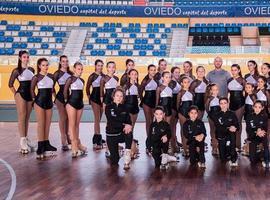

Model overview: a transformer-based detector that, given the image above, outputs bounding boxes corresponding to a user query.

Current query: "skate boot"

[160,153,169,170]
[19,137,30,154]
[26,137,36,152]
[229,160,238,167]
[44,140,57,157]
[198,162,206,168]
[62,144,70,151]
[92,134,103,150]
[123,149,131,170]
[262,161,269,169]
[167,154,178,163]
[78,139,88,154]
[36,141,45,159]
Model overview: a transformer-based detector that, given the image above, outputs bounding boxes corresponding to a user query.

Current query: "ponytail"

[17,50,29,74]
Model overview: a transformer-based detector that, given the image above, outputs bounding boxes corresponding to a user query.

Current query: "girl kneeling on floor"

[105,87,133,170]
[148,106,178,169]
[183,106,206,168]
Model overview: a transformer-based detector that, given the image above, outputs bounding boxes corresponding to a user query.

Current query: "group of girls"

[9,50,270,169]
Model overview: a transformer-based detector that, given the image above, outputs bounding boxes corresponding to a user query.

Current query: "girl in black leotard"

[245,60,259,87]
[8,50,35,154]
[170,66,181,153]
[123,69,140,130]
[205,83,220,155]
[261,62,270,92]
[100,61,119,108]
[227,64,246,151]
[154,59,167,85]
[64,62,87,158]
[53,55,72,151]
[86,59,105,150]
[189,66,208,120]
[31,58,56,159]
[180,61,195,83]
[120,59,135,87]
[140,64,158,151]
[156,71,172,123]
[177,76,193,157]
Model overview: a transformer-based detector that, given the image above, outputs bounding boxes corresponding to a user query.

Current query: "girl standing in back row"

[86,59,105,150]
[9,50,35,154]
[53,55,72,151]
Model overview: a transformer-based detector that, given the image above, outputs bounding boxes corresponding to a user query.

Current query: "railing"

[186,46,270,54]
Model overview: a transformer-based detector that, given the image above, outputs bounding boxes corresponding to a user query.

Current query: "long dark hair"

[94,59,104,73]
[58,55,72,74]
[37,58,48,74]
[248,60,259,76]
[17,50,29,74]
[231,64,243,78]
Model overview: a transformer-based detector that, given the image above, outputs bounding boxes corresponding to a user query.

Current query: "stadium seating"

[0,20,189,57]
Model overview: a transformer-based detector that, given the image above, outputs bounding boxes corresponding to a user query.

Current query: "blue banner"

[0,2,270,17]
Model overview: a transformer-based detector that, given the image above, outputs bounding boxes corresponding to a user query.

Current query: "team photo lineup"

[9,53,270,169]
[1,0,270,199]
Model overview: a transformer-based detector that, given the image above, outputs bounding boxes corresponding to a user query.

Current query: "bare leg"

[34,104,45,142]
[198,110,204,121]
[15,93,27,137]
[178,113,188,155]
[44,108,52,140]
[234,106,244,150]
[91,101,102,135]
[130,114,138,131]
[76,109,85,151]
[66,104,78,152]
[208,117,218,154]
[55,99,69,145]
[170,110,178,153]
[142,104,154,136]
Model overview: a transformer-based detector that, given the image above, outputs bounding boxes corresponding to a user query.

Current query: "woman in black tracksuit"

[246,100,269,168]
[213,97,239,166]
[183,106,206,167]
[105,87,133,170]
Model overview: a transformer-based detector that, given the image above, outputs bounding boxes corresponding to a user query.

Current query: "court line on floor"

[0,159,16,200]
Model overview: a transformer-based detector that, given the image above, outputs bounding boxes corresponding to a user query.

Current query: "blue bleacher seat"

[91,32,98,38]
[0,31,4,36]
[29,49,37,55]
[51,49,59,56]
[139,51,146,56]
[115,39,122,44]
[55,38,63,43]
[41,43,49,49]
[130,33,136,38]
[6,48,15,55]
[1,20,7,25]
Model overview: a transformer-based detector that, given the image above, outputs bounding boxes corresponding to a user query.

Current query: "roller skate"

[160,153,169,170]
[262,161,269,169]
[167,154,179,163]
[123,149,131,170]
[26,137,36,152]
[72,150,86,158]
[36,141,45,160]
[198,162,206,168]
[62,144,70,151]
[44,140,57,157]
[229,160,239,167]
[78,139,88,155]
[19,137,30,154]
[92,134,103,150]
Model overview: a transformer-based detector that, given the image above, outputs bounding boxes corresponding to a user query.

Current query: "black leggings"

[218,133,237,162]
[106,132,133,165]
[189,140,205,164]
[152,141,169,167]
[249,136,270,164]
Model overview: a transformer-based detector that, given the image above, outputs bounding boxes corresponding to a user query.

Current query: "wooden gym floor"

[1,122,270,200]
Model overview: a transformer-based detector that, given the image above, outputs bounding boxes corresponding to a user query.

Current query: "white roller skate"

[123,149,131,170]
[229,160,238,167]
[160,153,169,170]
[262,161,269,169]
[167,154,178,163]
[72,150,86,158]
[26,138,37,152]
[19,137,30,154]
[198,162,206,168]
